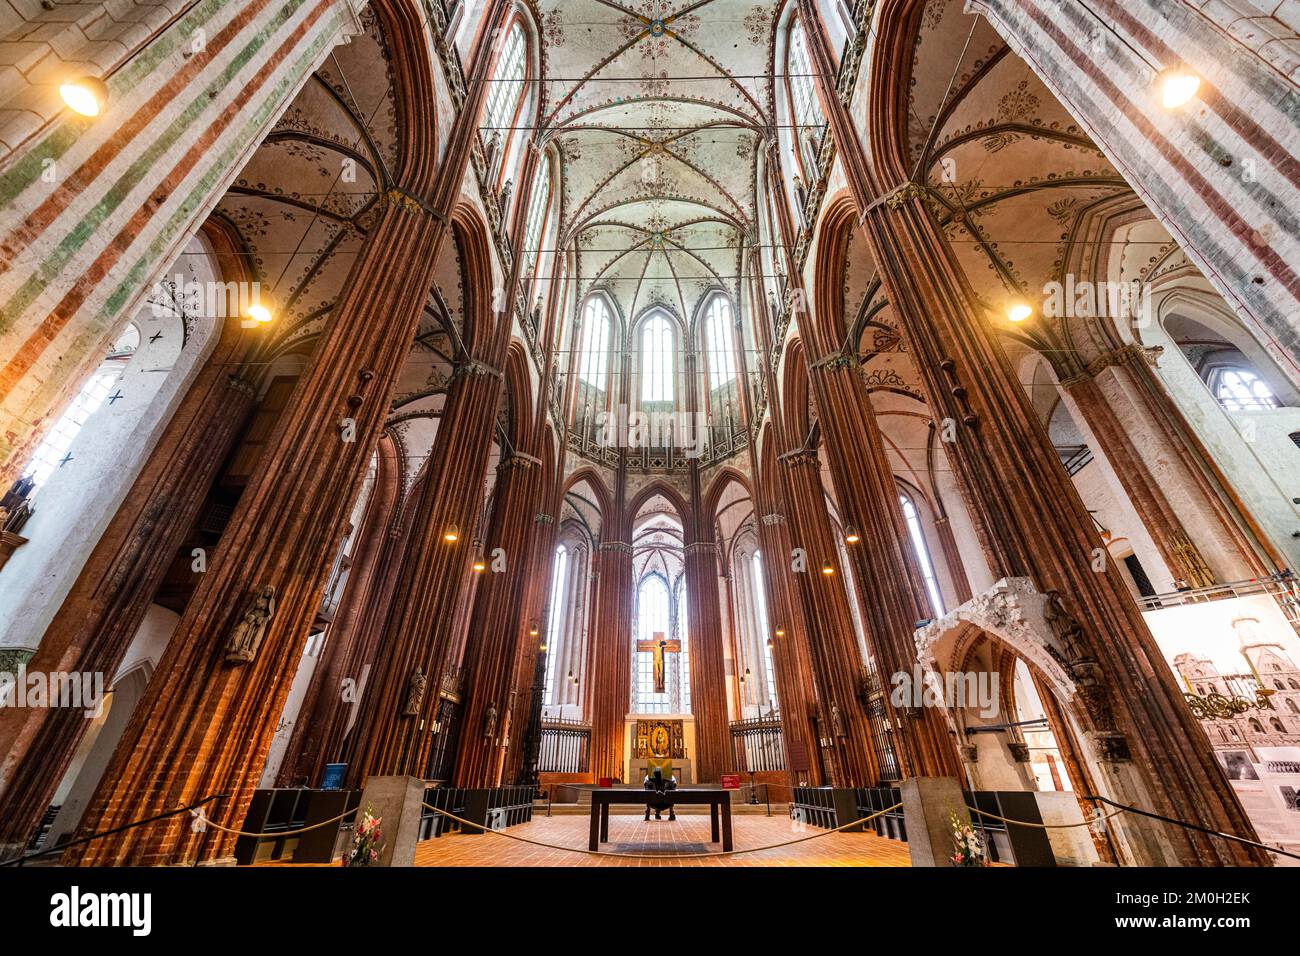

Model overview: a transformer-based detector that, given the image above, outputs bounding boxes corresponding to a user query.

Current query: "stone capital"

[809,351,856,372]
[778,448,819,469]
[499,451,541,470]
[225,375,257,399]
[381,186,441,220]
[882,180,927,210]
[454,358,504,380]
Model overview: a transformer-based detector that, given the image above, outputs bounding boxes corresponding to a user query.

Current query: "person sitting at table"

[643,765,678,821]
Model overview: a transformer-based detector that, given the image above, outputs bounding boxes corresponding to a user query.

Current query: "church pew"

[234,788,360,864]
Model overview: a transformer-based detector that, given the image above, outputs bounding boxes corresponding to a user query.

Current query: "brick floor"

[412,812,913,867]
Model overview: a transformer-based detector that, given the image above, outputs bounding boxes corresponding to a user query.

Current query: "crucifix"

[636,631,680,695]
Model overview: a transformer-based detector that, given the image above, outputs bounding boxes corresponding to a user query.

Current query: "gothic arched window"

[786,18,825,178]
[481,22,527,168]
[522,154,551,275]
[635,573,672,714]
[1212,367,1277,410]
[22,325,138,490]
[577,296,611,391]
[899,494,944,616]
[543,544,568,704]
[641,314,674,404]
[752,550,778,708]
[704,296,737,390]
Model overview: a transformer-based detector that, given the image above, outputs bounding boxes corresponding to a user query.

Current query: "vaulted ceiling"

[538,0,779,329]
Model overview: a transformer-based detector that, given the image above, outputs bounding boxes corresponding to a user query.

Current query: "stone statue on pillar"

[830,700,846,738]
[402,667,426,717]
[1044,590,1086,663]
[225,586,276,664]
[484,702,498,740]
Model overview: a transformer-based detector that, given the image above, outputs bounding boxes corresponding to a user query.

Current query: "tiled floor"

[412,812,913,867]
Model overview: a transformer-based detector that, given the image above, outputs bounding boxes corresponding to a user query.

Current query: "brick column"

[452,453,544,786]
[738,245,822,786]
[274,436,403,788]
[64,197,451,865]
[0,319,253,856]
[779,451,880,787]
[344,361,507,782]
[806,356,962,779]
[683,528,732,783]
[752,509,822,785]
[587,533,634,782]
[507,509,561,785]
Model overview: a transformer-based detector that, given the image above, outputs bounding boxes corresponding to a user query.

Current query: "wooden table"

[588,789,733,852]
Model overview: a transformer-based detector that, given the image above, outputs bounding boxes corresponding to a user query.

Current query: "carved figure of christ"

[636,631,681,694]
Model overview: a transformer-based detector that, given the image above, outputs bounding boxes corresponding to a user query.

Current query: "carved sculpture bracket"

[912,577,1077,702]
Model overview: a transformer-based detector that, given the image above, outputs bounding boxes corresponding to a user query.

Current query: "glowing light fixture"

[246,302,273,325]
[60,76,108,117]
[1158,68,1200,109]
[845,526,860,544]
[472,554,486,572]
[443,525,459,543]
[821,561,835,576]
[1007,302,1033,323]
[774,627,786,638]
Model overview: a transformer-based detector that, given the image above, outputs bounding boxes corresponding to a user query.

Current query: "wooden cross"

[636,631,680,694]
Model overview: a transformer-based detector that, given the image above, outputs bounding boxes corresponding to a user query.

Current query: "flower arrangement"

[949,811,988,867]
[345,805,384,867]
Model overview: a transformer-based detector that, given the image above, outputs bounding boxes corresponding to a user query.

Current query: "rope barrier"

[193,807,357,840]
[418,801,905,860]
[1083,794,1300,862]
[0,793,226,867]
[964,805,1125,829]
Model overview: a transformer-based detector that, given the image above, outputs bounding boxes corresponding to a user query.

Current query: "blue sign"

[320,763,346,790]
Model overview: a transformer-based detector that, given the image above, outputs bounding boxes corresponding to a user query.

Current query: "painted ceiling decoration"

[537,0,779,331]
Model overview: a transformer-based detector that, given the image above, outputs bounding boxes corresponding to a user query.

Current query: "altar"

[625,716,694,785]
